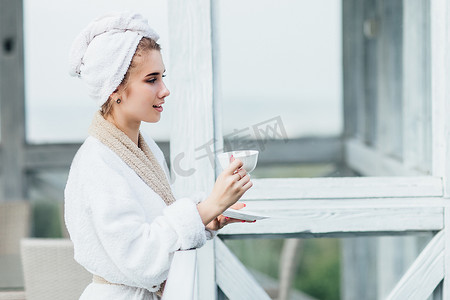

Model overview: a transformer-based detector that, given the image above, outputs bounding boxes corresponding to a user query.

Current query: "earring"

[116,98,121,104]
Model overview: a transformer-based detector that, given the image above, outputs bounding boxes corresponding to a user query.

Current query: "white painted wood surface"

[168,0,215,196]
[375,0,403,159]
[346,139,426,176]
[430,0,450,298]
[445,206,450,300]
[341,236,378,300]
[431,0,449,181]
[342,2,379,298]
[215,238,271,300]
[195,239,216,300]
[219,198,444,237]
[386,231,444,300]
[362,0,378,146]
[403,0,431,174]
[278,239,302,300]
[376,235,422,299]
[342,0,364,141]
[210,0,224,179]
[167,1,217,298]
[241,177,442,200]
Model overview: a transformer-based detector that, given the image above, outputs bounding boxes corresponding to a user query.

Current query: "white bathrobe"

[64,132,214,300]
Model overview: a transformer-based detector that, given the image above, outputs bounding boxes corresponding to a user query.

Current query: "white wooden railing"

[216,177,445,299]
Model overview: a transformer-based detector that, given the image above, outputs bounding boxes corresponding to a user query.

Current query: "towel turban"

[68,11,160,106]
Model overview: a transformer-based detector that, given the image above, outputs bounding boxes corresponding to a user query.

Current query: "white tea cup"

[217,150,259,173]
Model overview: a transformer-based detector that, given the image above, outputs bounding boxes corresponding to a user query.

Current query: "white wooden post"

[0,0,26,201]
[362,0,378,145]
[167,0,218,299]
[342,0,364,142]
[342,1,378,298]
[378,1,432,297]
[431,0,450,298]
[386,231,445,300]
[375,0,403,158]
[402,0,431,173]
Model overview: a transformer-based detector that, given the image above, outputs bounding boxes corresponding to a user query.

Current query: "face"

[116,50,170,124]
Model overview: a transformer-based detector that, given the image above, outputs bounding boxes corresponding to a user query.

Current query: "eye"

[147,78,157,83]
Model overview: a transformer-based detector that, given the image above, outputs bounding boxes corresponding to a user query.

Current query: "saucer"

[222,208,269,221]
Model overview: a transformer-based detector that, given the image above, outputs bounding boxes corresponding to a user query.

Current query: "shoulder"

[69,136,128,177]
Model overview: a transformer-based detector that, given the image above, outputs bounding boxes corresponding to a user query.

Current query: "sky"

[23,0,342,143]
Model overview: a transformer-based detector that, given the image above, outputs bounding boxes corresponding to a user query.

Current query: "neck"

[105,112,141,146]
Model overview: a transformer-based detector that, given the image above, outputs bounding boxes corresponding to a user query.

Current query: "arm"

[85,166,206,292]
[198,159,253,229]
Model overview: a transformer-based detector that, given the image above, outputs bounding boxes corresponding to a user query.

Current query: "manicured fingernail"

[243,204,246,207]
[252,220,256,223]
[225,217,229,220]
[241,220,245,223]
[230,155,235,163]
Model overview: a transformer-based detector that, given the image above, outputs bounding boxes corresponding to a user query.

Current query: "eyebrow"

[145,70,166,77]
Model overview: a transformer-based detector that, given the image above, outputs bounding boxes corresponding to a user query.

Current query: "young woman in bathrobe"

[65,12,253,300]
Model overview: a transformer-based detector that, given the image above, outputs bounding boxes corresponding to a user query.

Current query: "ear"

[110,88,122,102]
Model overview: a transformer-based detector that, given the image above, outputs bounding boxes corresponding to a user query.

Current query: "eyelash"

[147,74,166,84]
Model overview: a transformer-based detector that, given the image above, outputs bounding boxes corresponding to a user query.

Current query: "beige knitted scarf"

[88,111,176,206]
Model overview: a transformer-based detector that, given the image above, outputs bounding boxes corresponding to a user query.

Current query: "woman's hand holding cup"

[197,156,253,226]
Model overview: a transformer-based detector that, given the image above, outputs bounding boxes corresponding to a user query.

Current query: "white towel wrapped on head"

[68,11,160,106]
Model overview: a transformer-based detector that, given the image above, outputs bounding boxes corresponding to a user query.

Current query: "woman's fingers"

[233,168,247,181]
[241,178,253,191]
[219,215,256,229]
[229,202,246,210]
[225,158,243,175]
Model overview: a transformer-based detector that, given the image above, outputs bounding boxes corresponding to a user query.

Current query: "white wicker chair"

[0,201,30,256]
[0,291,26,300]
[0,201,30,295]
[20,239,91,300]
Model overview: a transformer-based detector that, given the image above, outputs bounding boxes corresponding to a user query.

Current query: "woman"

[65,11,253,299]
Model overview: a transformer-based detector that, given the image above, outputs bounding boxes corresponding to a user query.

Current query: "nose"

[159,82,170,99]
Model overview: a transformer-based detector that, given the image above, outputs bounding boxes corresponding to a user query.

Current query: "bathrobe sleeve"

[183,191,218,240]
[83,159,207,291]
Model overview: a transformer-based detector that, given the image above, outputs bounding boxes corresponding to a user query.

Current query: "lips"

[153,105,163,112]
